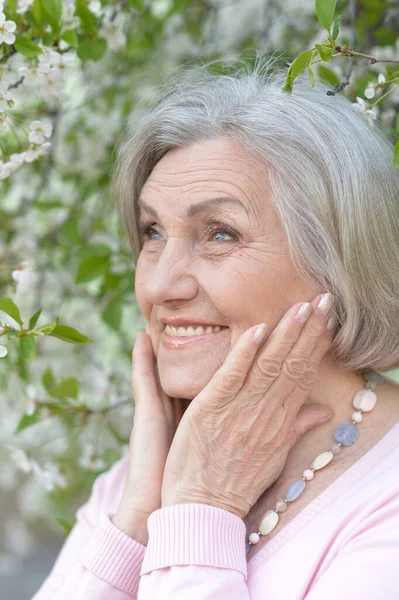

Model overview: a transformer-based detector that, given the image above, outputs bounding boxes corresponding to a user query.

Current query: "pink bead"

[249,532,260,544]
[303,469,314,481]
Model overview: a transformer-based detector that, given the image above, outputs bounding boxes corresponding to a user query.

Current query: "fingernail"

[317,293,333,316]
[253,323,268,344]
[327,315,336,330]
[296,302,313,323]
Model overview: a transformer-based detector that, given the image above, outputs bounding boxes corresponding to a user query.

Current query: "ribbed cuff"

[81,512,146,596]
[141,503,247,580]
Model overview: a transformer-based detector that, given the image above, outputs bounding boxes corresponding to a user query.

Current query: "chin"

[159,368,209,400]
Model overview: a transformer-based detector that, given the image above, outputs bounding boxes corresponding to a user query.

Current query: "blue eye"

[138,221,239,243]
[138,224,161,240]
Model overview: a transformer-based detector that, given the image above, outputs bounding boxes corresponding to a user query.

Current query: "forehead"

[138,136,269,219]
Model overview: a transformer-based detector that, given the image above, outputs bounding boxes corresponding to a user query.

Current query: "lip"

[159,316,226,330]
[161,326,228,349]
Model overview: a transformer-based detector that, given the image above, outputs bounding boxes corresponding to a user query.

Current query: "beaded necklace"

[245,370,383,558]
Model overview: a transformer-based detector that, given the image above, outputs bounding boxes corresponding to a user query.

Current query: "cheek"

[134,256,152,319]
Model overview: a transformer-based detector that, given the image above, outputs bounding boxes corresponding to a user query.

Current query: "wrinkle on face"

[134,136,317,400]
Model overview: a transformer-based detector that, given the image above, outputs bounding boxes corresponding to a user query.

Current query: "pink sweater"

[32,420,399,600]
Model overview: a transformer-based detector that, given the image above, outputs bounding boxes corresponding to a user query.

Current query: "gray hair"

[113,54,399,373]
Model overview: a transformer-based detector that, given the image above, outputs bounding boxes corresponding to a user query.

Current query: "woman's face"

[135,136,318,399]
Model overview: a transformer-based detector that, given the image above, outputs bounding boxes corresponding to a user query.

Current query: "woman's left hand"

[161,294,335,519]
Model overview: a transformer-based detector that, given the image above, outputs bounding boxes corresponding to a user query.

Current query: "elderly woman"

[32,56,399,600]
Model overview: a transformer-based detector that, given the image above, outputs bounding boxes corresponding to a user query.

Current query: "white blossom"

[364,73,387,99]
[0,88,13,111]
[99,17,127,51]
[9,448,32,473]
[19,61,42,86]
[28,120,52,144]
[88,0,102,15]
[78,441,106,471]
[0,344,7,357]
[0,153,26,179]
[151,0,173,20]
[24,141,51,162]
[61,2,80,33]
[38,69,64,102]
[350,96,379,126]
[0,63,15,89]
[0,12,16,45]
[31,461,68,491]
[11,259,38,295]
[49,51,77,75]
[16,0,33,14]
[24,384,38,415]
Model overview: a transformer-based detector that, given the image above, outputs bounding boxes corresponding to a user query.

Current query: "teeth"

[165,324,223,337]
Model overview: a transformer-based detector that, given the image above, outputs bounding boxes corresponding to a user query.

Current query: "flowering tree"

[0,0,398,577]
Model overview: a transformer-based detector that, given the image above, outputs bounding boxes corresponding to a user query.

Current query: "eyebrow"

[137,196,248,219]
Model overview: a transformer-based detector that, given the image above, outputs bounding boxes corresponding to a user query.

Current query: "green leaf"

[77,37,107,61]
[32,318,58,336]
[42,366,56,391]
[32,0,45,26]
[394,140,399,168]
[61,29,79,48]
[15,407,41,434]
[14,36,43,57]
[43,0,62,20]
[101,297,123,331]
[0,298,23,327]
[315,0,337,33]
[315,43,333,62]
[75,0,97,35]
[318,64,340,86]
[20,335,36,361]
[75,254,110,284]
[332,14,341,40]
[50,377,79,400]
[395,112,399,135]
[49,325,92,345]
[127,0,145,10]
[34,200,65,211]
[283,49,315,93]
[29,309,42,330]
[42,0,62,33]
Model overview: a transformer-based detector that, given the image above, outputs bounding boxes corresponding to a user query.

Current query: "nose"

[144,238,199,306]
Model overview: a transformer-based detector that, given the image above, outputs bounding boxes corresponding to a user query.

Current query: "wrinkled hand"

[161,294,335,519]
[112,323,190,540]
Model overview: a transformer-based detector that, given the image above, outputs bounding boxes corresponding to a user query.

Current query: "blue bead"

[361,370,384,384]
[285,479,306,502]
[245,542,251,555]
[334,422,359,446]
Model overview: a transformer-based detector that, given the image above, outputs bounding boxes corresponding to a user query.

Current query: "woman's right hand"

[111,326,190,544]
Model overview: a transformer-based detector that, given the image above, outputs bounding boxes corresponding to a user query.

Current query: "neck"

[305,352,365,418]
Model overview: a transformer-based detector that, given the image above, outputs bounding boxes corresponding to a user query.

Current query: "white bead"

[249,532,260,544]
[310,451,333,471]
[259,510,279,536]
[351,411,363,423]
[353,389,377,412]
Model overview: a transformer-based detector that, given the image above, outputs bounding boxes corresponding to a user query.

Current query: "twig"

[334,45,399,64]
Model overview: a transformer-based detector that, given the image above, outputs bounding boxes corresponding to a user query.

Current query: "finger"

[131,331,166,417]
[294,403,334,439]
[245,294,333,406]
[195,323,268,409]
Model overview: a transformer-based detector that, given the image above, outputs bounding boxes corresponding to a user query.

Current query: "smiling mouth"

[161,325,228,348]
